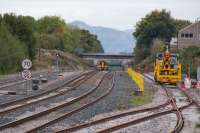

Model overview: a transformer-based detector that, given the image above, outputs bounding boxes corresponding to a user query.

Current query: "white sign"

[21,70,32,80]
[22,59,32,69]
[197,67,200,81]
[184,78,191,89]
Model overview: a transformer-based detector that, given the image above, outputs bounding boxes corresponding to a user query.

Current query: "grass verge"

[195,115,200,128]
[129,88,154,106]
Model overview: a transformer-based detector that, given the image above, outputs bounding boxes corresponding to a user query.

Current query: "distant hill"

[70,21,135,53]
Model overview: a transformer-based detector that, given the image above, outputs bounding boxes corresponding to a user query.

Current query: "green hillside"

[0,13,103,74]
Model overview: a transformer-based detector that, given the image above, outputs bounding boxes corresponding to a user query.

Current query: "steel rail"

[0,71,103,131]
[0,71,51,90]
[0,71,93,108]
[55,100,171,133]
[97,73,197,133]
[181,91,200,110]
[96,103,193,133]
[55,73,196,133]
[26,72,115,133]
[97,109,175,133]
[0,71,97,115]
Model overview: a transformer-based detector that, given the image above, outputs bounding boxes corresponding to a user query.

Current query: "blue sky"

[0,0,200,30]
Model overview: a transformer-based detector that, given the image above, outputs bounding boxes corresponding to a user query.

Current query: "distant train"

[96,60,108,71]
[154,46,181,84]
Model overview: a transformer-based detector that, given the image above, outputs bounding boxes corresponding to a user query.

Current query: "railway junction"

[0,44,199,133]
[1,0,200,132]
[0,62,199,133]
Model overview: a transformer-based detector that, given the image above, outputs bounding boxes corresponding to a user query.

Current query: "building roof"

[179,21,200,32]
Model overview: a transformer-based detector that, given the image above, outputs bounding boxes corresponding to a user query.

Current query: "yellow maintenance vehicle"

[154,46,181,84]
[96,60,108,71]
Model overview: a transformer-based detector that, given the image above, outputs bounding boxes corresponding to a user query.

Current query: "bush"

[178,46,200,78]
[0,24,26,74]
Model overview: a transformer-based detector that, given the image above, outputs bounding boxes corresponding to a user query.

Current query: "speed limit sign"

[21,70,32,80]
[22,59,32,69]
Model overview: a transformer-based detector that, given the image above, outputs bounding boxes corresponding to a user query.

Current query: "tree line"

[0,13,103,74]
[133,9,200,78]
[133,9,191,62]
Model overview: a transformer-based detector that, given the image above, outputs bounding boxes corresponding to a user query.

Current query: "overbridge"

[79,53,134,67]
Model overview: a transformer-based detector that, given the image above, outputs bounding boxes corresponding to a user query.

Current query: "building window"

[185,33,189,38]
[189,33,193,38]
[180,33,194,39]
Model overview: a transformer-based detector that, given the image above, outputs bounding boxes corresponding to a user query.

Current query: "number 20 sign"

[22,59,32,69]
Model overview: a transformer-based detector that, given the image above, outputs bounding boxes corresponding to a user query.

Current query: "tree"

[0,14,2,23]
[150,39,165,56]
[37,16,66,34]
[133,9,190,62]
[36,16,103,53]
[178,46,200,78]
[3,13,36,59]
[0,23,26,74]
[174,19,191,32]
[0,13,104,74]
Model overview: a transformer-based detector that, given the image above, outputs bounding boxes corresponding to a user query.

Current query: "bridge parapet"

[79,53,134,66]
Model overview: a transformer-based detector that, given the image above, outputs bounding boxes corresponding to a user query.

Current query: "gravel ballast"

[40,71,138,133]
[2,71,198,133]
[0,72,103,128]
[0,72,105,133]
[0,71,82,104]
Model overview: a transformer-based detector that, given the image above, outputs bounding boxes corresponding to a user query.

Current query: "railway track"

[0,71,114,133]
[54,73,198,133]
[181,89,200,110]
[162,85,187,133]
[145,76,200,133]
[143,73,200,108]
[0,71,93,108]
[0,71,96,116]
[95,102,193,133]
[144,74,198,132]
[54,100,172,133]
[0,71,52,90]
